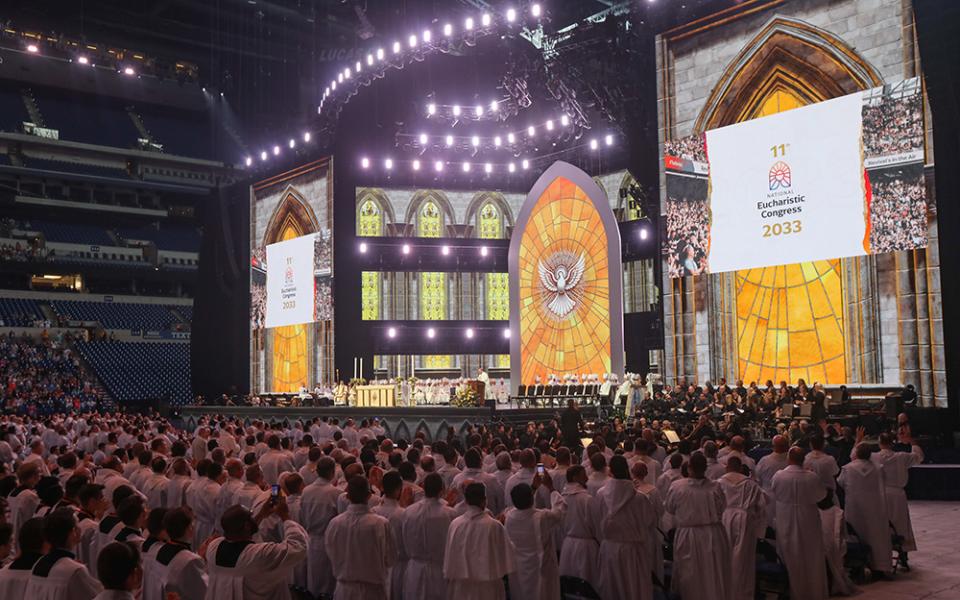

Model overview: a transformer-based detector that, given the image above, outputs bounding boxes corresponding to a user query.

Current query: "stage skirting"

[177,405,597,443]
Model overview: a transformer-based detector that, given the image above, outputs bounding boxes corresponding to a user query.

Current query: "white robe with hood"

[503,490,565,600]
[771,465,828,600]
[666,477,731,600]
[442,505,515,600]
[717,472,766,600]
[596,479,655,600]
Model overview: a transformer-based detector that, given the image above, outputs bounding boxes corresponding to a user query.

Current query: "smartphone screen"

[271,484,280,498]
[536,463,545,475]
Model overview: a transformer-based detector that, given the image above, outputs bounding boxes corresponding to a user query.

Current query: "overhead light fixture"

[508,162,516,173]
[419,133,429,144]
[434,160,444,172]
[288,139,296,148]
[384,158,393,170]
[474,105,483,117]
[490,100,499,112]
[445,135,454,147]
[560,115,570,126]
[427,327,436,339]
[452,104,461,116]
[359,242,368,253]
[506,8,517,22]
[640,228,649,240]
[272,145,280,156]
[412,159,421,171]
[462,161,471,172]
[442,245,450,256]
[376,47,385,60]
[481,13,492,27]
[443,23,453,36]
[244,156,253,167]
[527,125,536,137]
[408,34,418,48]
[427,103,436,116]
[393,41,401,53]
[123,66,135,76]
[303,132,311,142]
[355,61,362,72]
[471,135,480,147]
[590,139,599,150]
[494,136,502,147]
[422,30,432,43]
[402,243,411,254]
[466,328,474,339]
[546,120,554,131]
[344,67,351,78]
[532,3,542,17]
[484,163,492,174]
[480,246,488,257]
[361,157,370,168]
[387,327,397,338]
[77,56,89,65]
[507,132,516,144]
[522,159,530,169]
[366,54,373,65]
[260,151,268,161]
[605,134,614,146]
[465,17,475,30]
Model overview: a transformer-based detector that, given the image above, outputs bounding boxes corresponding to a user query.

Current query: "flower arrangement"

[453,385,478,407]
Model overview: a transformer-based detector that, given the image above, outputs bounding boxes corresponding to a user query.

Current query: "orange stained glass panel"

[271,223,309,391]
[518,177,612,383]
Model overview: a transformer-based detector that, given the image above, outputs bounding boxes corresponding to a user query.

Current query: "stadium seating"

[23,219,114,246]
[23,156,131,179]
[0,88,28,132]
[50,300,182,331]
[118,224,201,252]
[74,340,191,404]
[0,297,45,327]
[137,107,215,160]
[36,93,141,148]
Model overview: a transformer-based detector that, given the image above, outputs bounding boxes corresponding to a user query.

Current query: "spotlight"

[507,133,516,144]
[419,133,429,144]
[427,103,436,116]
[590,139,599,150]
[408,34,418,48]
[434,160,444,172]
[605,134,614,146]
[452,104,461,116]
[376,47,385,60]
[560,115,570,126]
[412,159,421,171]
[471,135,480,147]
[490,100,499,112]
[546,120,554,131]
[384,158,393,170]
[345,68,351,78]
[332,80,337,90]
[522,159,530,169]
[506,8,517,22]
[27,44,39,53]
[640,228,649,240]
[445,135,454,147]
[503,328,511,339]
[393,41,401,53]
[361,157,370,168]
[494,136,502,147]
[480,246,488,257]
[527,125,536,137]
[303,132,311,143]
[123,66,135,76]
[462,162,471,172]
[465,17,475,30]
[355,61,361,72]
[359,242,368,253]
[387,327,397,338]
[288,139,296,148]
[427,327,436,339]
[532,3,542,17]
[260,151,268,161]
[77,56,89,65]
[484,163,492,174]
[442,245,450,256]
[443,23,453,36]
[338,73,344,83]
[367,54,373,65]
[422,30,431,43]
[402,244,411,255]
[272,145,280,156]
[244,156,253,167]
[474,105,483,117]
[508,162,516,173]
[466,328,475,339]
[482,13,492,27]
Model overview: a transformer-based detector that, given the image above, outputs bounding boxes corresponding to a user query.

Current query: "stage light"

[480,246,488,257]
[427,327,436,339]
[590,139,599,150]
[506,8,517,22]
[442,245,450,256]
[245,156,253,167]
[272,145,280,156]
[427,103,436,116]
[26,44,38,53]
[452,104,461,116]
[412,159,421,171]
[288,138,296,148]
[445,135,454,147]
[466,328,475,339]
[367,54,373,66]
[465,17,475,30]
[384,158,393,170]
[402,243,411,254]
[124,66,135,76]
[77,56,89,65]
[640,228,649,240]
[527,125,536,137]
[475,105,483,117]
[338,73,344,83]
[345,67,351,78]
[408,34,418,48]
[361,157,370,168]
[522,159,530,169]
[434,160,444,172]
[471,135,480,147]
[532,3,542,17]
[392,41,401,54]
[376,47,385,60]
[546,119,554,131]
[494,136,502,147]
[355,61,362,72]
[490,100,499,112]
[419,133,428,144]
[503,328,511,339]
[303,132,311,142]
[482,13,492,27]
[324,86,330,96]
[561,115,569,126]
[359,242,368,253]
[331,80,337,90]
[484,163,492,173]
[508,162,516,173]
[507,132,516,144]
[462,161,471,172]
[422,30,432,43]
[260,151,268,161]
[605,134,614,146]
[443,23,453,36]
[387,327,397,338]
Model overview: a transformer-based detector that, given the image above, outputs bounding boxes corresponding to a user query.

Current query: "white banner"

[265,233,316,328]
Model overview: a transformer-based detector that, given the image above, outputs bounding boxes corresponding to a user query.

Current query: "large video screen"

[663,77,926,278]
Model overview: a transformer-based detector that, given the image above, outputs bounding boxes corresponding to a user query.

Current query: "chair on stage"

[516,384,528,408]
[560,576,601,600]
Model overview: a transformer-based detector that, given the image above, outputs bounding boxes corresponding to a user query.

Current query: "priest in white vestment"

[372,472,406,600]
[839,443,893,574]
[803,435,840,503]
[872,433,923,551]
[717,456,766,600]
[299,457,342,598]
[771,447,828,600]
[24,509,103,600]
[666,453,731,600]
[401,473,457,600]
[557,466,601,589]
[504,475,566,600]
[442,483,515,600]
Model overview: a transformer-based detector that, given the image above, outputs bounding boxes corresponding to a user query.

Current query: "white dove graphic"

[538,251,586,318]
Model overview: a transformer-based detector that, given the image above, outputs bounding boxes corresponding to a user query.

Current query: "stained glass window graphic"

[358,199,382,321]
[271,222,308,391]
[735,87,846,384]
[418,200,451,369]
[479,201,510,367]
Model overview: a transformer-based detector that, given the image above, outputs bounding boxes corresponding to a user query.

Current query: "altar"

[355,384,396,407]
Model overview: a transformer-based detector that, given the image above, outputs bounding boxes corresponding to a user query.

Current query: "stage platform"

[177,404,598,442]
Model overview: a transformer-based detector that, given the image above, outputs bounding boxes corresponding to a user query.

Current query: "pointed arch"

[405,190,456,234]
[695,16,884,131]
[263,185,320,245]
[355,187,396,235]
[465,191,515,237]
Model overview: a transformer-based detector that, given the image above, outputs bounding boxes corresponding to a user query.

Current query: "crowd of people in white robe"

[0,410,925,600]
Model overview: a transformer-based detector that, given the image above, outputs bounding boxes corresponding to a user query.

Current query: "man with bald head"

[216,459,245,524]
[718,456,766,600]
[719,436,756,473]
[233,464,265,510]
[771,446,827,600]
[300,456,341,598]
[755,434,789,526]
[504,448,537,509]
[840,443,893,577]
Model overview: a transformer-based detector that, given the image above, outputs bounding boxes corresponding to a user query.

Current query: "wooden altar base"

[177,405,598,443]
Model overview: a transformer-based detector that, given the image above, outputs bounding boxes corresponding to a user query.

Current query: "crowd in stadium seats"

[869,167,928,253]
[0,298,47,328]
[862,93,924,157]
[664,196,710,278]
[0,334,101,414]
[664,134,708,163]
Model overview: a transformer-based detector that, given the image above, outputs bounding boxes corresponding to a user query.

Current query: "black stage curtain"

[915,0,960,428]
[191,181,250,401]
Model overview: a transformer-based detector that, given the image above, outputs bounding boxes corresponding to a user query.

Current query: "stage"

[177,404,599,442]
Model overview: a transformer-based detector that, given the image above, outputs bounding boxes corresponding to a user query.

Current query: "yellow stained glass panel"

[271,223,309,391]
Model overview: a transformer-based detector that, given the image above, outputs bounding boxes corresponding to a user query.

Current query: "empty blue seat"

[74,340,191,405]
